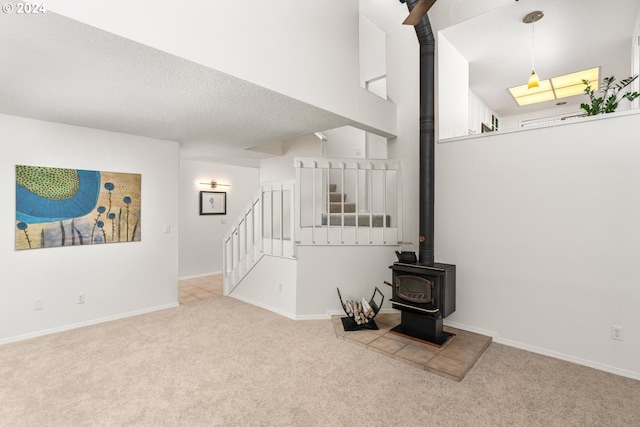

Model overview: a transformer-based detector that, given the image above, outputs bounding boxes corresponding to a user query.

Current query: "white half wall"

[295,246,396,317]
[0,114,179,343]
[436,112,640,379]
[229,255,298,319]
[179,159,259,278]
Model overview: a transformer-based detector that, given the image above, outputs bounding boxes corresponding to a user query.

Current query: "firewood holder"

[336,286,384,331]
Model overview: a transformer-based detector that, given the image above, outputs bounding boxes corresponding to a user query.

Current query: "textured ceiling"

[0,11,351,167]
[2,1,637,163]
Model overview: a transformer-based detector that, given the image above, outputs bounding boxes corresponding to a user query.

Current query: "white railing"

[223,159,402,293]
[294,157,402,246]
[222,181,296,295]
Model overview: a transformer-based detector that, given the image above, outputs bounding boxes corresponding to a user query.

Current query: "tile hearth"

[332,313,491,381]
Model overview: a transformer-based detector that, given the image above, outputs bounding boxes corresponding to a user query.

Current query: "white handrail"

[222,180,296,295]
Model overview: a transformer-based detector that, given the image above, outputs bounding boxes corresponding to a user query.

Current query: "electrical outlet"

[278,283,283,293]
[611,325,623,341]
[77,293,85,304]
[34,298,44,310]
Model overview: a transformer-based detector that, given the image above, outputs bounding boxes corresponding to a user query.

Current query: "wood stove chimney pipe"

[401,0,436,266]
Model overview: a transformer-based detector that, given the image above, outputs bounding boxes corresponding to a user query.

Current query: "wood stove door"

[396,275,434,305]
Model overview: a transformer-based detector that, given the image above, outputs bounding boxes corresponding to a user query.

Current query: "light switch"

[163,224,171,233]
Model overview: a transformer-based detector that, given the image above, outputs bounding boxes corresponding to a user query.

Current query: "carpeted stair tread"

[329,193,346,202]
[329,202,356,213]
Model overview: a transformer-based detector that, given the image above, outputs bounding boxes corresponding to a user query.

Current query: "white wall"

[46,0,396,138]
[179,159,259,278]
[359,12,387,99]
[0,114,179,343]
[295,246,396,317]
[366,132,388,159]
[323,126,366,159]
[438,34,470,139]
[386,23,420,250]
[631,10,640,109]
[436,112,640,379]
[321,126,388,160]
[359,12,386,84]
[230,256,298,319]
[260,134,320,183]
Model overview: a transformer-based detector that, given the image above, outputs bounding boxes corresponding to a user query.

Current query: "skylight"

[509,67,600,107]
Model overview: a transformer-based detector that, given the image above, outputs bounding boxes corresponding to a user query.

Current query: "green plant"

[580,75,640,115]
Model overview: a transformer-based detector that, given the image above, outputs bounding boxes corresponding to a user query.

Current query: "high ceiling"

[1,1,638,165]
[440,0,640,117]
[0,9,351,167]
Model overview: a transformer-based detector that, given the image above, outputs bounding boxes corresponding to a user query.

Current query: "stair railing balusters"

[255,196,262,256]
[267,184,272,256]
[326,163,331,244]
[340,162,345,244]
[289,182,296,258]
[383,163,388,244]
[368,163,374,244]
[279,182,284,257]
[292,157,401,246]
[312,162,317,244]
[239,216,245,274]
[354,162,360,244]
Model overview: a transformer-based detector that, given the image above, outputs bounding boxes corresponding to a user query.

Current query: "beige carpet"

[1,296,639,426]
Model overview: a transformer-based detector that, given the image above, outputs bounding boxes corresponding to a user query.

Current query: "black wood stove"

[387,262,456,346]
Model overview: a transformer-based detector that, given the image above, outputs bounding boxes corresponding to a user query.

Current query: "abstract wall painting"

[15,165,141,250]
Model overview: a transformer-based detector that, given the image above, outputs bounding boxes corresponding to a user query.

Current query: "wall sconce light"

[199,181,231,189]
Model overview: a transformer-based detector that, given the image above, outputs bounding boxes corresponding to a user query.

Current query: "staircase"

[223,157,403,296]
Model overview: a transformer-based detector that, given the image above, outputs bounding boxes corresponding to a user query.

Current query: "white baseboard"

[296,314,333,320]
[0,302,179,346]
[228,293,297,321]
[494,336,640,381]
[179,271,222,280]
[444,320,640,381]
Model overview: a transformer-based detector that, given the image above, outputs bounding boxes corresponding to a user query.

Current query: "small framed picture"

[200,191,226,215]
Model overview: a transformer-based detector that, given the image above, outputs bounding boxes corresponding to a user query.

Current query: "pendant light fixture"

[523,10,544,90]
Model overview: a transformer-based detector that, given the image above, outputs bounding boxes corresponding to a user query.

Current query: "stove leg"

[391,310,453,346]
